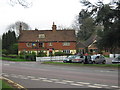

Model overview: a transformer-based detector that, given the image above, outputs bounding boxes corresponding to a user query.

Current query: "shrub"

[37,51,47,57]
[2,49,9,55]
[25,54,36,61]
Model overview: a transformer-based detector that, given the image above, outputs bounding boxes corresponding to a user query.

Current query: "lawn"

[0,79,13,89]
[43,61,120,67]
[0,57,32,62]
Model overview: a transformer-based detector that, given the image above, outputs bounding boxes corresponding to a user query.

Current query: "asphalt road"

[1,60,119,89]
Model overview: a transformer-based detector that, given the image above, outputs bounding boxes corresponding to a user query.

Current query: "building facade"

[18,23,77,56]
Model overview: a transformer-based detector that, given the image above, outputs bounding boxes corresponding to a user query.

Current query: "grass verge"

[42,61,120,67]
[0,80,13,89]
[0,57,32,62]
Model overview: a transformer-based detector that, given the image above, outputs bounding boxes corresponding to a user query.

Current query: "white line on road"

[88,85,102,88]
[77,82,90,85]
[27,76,35,79]
[111,86,119,88]
[62,80,74,83]
[94,84,108,87]
[31,78,40,81]
[20,77,28,79]
[11,75,19,78]
[38,77,47,80]
[42,80,53,82]
[3,74,9,77]
[3,64,10,66]
[54,81,67,84]
[70,83,83,86]
[49,79,59,81]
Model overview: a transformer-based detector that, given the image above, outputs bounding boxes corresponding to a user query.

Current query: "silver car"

[91,55,106,64]
[63,55,77,63]
[112,56,120,64]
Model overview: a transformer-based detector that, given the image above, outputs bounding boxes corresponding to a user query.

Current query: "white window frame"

[63,42,70,46]
[49,42,52,46]
[26,43,32,47]
[39,34,45,38]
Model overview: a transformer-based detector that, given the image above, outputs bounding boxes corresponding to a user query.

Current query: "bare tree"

[6,21,31,36]
[9,0,32,8]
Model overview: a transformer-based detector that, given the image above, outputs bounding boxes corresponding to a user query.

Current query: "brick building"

[18,23,77,56]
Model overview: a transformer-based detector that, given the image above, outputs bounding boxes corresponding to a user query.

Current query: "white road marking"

[11,75,19,78]
[3,64,10,66]
[42,80,53,82]
[27,76,35,78]
[2,73,6,75]
[54,81,67,84]
[62,80,74,83]
[94,84,108,87]
[49,79,59,81]
[17,75,24,77]
[70,83,83,86]
[3,73,118,89]
[77,82,90,85]
[88,85,102,88]
[111,86,119,88]
[9,62,16,63]
[3,74,9,77]
[20,77,28,79]
[31,78,40,81]
[38,77,47,80]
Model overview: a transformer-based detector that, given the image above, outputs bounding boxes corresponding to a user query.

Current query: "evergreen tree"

[2,30,17,55]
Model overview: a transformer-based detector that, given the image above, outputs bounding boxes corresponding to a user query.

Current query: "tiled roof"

[18,30,76,42]
[77,34,101,48]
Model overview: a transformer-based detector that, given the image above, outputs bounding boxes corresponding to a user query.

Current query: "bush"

[2,49,9,55]
[37,51,47,57]
[25,54,36,61]
[19,51,36,61]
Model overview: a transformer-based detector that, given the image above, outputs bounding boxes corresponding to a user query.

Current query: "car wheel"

[89,60,92,64]
[93,61,96,64]
[102,60,106,64]
[63,61,66,63]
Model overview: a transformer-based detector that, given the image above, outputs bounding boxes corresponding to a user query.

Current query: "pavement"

[1,60,120,89]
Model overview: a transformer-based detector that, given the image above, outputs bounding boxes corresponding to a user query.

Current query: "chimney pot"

[52,22,57,32]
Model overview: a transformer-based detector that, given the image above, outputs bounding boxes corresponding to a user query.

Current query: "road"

[1,60,119,89]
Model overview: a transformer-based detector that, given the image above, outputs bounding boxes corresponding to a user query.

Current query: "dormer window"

[39,34,45,38]
[63,42,70,46]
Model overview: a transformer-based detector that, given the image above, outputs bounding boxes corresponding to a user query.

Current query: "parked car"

[112,56,120,64]
[91,55,106,64]
[83,55,92,64]
[63,55,76,63]
[71,55,84,63]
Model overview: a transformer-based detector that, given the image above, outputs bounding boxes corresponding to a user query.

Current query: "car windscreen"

[68,55,76,59]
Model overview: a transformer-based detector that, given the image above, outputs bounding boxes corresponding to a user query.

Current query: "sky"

[0,0,110,36]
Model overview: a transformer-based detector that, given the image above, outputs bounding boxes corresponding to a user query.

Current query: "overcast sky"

[0,0,110,36]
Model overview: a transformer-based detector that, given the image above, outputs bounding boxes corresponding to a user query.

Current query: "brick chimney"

[19,23,22,35]
[52,22,57,32]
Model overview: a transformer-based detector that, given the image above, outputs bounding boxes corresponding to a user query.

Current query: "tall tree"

[80,0,120,53]
[76,9,96,41]
[2,30,17,54]
[9,0,32,8]
[6,21,31,37]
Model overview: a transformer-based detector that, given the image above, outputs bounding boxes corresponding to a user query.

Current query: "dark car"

[112,56,120,64]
